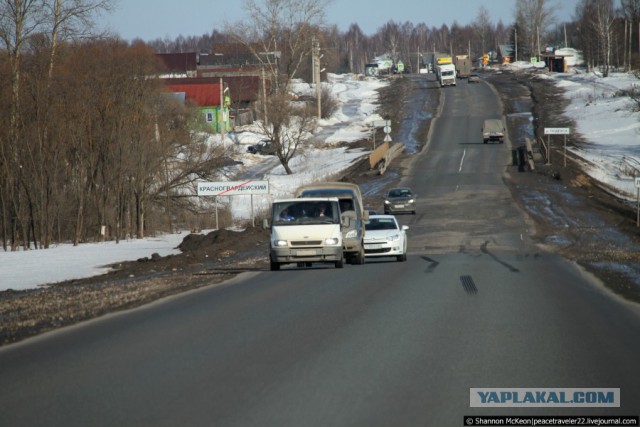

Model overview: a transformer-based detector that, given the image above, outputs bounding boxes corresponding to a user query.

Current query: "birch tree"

[474,5,493,56]
[226,0,330,174]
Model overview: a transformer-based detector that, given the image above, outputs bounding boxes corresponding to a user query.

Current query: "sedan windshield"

[365,218,398,231]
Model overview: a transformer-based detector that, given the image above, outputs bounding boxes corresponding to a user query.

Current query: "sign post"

[371,120,391,149]
[636,177,640,227]
[197,180,270,228]
[544,128,570,166]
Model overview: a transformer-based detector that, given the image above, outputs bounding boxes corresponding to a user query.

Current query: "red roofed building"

[164,82,230,132]
[163,76,268,106]
[165,83,222,107]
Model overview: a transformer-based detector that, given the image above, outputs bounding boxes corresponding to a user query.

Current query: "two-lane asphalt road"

[1,75,639,426]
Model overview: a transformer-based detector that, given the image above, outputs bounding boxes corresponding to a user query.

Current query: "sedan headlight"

[324,237,340,245]
[274,240,288,247]
[345,229,358,239]
[388,233,400,241]
[384,200,391,205]
[408,199,415,204]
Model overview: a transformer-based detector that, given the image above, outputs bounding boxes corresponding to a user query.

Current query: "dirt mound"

[178,228,268,253]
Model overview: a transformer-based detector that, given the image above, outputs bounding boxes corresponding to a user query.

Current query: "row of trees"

[0,1,232,250]
[146,0,640,76]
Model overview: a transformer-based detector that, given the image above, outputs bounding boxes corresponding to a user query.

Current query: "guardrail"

[368,141,389,170]
[377,143,405,175]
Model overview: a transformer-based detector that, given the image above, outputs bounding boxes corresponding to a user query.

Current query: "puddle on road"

[360,171,399,196]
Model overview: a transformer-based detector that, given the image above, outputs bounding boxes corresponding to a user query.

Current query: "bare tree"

[576,0,616,76]
[255,92,317,175]
[227,0,331,93]
[514,0,555,59]
[45,0,113,77]
[378,20,401,65]
[345,23,365,73]
[0,0,47,249]
[621,0,640,69]
[0,0,113,250]
[226,0,330,174]
[475,5,493,56]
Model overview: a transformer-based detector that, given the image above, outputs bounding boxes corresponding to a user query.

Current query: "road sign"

[544,128,570,135]
[383,126,391,134]
[372,119,391,128]
[635,177,640,188]
[384,134,392,142]
[197,180,269,196]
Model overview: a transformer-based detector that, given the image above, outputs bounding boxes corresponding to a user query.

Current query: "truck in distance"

[268,197,344,271]
[435,57,456,87]
[482,119,506,143]
[454,55,472,79]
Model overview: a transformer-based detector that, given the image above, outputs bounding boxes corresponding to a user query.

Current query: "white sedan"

[363,215,408,262]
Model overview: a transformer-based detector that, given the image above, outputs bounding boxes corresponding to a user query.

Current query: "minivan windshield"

[272,201,340,225]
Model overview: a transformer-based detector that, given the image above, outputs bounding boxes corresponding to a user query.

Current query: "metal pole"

[215,198,219,230]
[220,77,225,142]
[564,135,567,168]
[313,38,321,120]
[261,67,268,123]
[547,135,551,165]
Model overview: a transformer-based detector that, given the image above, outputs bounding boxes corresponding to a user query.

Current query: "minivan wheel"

[335,258,344,268]
[270,261,280,271]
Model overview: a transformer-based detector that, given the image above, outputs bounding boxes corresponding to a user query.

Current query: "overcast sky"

[100,0,580,42]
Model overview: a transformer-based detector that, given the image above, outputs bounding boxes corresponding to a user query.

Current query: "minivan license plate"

[296,249,317,256]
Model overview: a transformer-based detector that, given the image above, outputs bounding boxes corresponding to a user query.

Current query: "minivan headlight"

[345,229,358,239]
[324,237,340,245]
[274,240,288,247]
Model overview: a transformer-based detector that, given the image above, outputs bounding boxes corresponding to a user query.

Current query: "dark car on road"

[383,187,416,215]
[246,140,277,155]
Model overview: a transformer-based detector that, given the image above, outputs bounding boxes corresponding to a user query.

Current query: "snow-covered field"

[2,68,639,291]
[556,72,640,201]
[506,62,640,201]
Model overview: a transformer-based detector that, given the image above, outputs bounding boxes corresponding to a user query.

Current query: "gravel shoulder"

[2,71,640,347]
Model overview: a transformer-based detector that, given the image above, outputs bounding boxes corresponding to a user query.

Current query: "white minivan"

[268,197,345,271]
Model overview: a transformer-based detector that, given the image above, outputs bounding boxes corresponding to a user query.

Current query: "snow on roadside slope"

[229,73,387,217]
[536,70,640,201]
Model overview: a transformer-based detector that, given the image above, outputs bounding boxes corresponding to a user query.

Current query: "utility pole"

[312,38,322,119]
[261,67,268,123]
[219,77,225,143]
[515,27,518,62]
